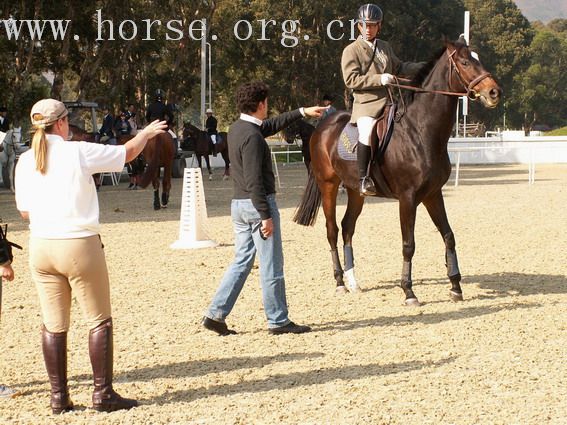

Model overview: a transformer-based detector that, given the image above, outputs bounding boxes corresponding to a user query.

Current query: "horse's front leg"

[423,190,463,301]
[399,195,420,306]
[340,188,365,293]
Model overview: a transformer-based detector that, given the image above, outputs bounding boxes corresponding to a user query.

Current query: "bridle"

[446,49,492,100]
[389,48,492,100]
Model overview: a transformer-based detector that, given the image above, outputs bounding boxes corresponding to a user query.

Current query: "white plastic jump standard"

[170,167,218,249]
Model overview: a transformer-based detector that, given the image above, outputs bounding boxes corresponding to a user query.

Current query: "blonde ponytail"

[32,124,49,174]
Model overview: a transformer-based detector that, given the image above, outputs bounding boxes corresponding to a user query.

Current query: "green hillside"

[514,0,567,22]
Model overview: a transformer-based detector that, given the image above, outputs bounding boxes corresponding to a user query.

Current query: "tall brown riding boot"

[41,326,74,414]
[89,318,138,412]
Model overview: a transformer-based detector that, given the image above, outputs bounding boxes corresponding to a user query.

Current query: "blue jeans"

[205,195,290,328]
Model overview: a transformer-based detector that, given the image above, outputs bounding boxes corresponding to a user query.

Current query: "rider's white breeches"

[356,116,378,146]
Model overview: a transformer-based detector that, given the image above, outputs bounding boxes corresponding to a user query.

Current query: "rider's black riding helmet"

[357,4,383,24]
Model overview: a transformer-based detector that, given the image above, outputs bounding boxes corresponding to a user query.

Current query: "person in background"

[126,104,139,135]
[0,107,10,132]
[99,106,116,145]
[15,98,167,414]
[114,111,132,138]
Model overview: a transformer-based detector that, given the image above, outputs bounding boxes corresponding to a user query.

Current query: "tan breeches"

[29,235,112,333]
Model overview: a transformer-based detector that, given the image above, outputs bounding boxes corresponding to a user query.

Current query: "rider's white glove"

[380,73,394,86]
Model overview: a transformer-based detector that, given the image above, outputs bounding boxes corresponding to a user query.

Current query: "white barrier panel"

[448,137,567,164]
[447,137,567,186]
[170,167,218,249]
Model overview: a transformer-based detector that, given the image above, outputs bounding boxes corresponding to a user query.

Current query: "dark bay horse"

[136,132,175,210]
[183,123,230,180]
[294,38,502,304]
[69,125,174,210]
[283,119,315,170]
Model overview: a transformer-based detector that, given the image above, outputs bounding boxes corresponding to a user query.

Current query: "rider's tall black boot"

[357,144,376,196]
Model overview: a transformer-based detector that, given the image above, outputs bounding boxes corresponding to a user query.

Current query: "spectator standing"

[15,98,167,414]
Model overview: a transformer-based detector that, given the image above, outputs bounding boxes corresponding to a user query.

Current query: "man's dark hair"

[236,81,269,114]
[0,106,7,112]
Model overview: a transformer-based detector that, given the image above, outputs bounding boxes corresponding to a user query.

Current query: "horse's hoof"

[161,204,168,209]
[404,297,421,307]
[208,174,213,181]
[335,286,348,295]
[347,284,361,293]
[450,290,464,302]
[223,175,229,181]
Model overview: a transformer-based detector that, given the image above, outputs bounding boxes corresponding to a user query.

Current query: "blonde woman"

[15,99,166,414]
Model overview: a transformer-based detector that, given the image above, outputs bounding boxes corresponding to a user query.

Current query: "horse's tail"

[138,137,160,188]
[293,168,321,226]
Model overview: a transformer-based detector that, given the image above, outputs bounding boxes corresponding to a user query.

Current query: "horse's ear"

[442,35,455,50]
[455,34,469,49]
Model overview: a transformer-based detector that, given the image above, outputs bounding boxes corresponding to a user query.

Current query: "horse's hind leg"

[340,188,365,292]
[423,190,463,301]
[161,165,172,207]
[399,194,420,306]
[153,173,160,210]
[205,155,213,180]
[320,179,345,293]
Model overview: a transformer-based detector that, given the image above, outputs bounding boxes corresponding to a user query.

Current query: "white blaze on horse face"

[471,51,479,61]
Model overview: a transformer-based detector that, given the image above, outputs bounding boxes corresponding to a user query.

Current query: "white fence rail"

[448,136,567,185]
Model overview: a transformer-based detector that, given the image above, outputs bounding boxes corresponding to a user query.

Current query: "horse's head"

[283,121,299,144]
[183,122,200,138]
[69,124,97,143]
[445,37,502,108]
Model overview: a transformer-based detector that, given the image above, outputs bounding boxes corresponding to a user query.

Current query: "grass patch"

[545,126,567,136]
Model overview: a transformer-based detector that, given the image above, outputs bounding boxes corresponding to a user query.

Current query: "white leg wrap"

[344,268,361,293]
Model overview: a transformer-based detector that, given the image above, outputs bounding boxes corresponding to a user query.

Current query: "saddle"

[337,103,398,197]
[338,102,397,160]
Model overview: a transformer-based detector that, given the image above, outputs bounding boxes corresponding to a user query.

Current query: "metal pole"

[461,11,470,138]
[455,99,459,137]
[200,19,207,128]
[206,42,212,111]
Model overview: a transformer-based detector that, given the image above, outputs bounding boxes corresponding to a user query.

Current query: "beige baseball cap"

[30,99,68,126]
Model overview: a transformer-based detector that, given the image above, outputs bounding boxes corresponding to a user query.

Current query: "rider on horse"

[146,89,178,153]
[341,4,424,196]
[205,108,218,156]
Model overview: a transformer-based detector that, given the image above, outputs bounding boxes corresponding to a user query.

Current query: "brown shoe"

[41,326,74,414]
[202,317,237,336]
[268,321,312,335]
[89,319,138,412]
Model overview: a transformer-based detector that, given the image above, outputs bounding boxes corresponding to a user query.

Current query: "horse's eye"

[460,59,469,66]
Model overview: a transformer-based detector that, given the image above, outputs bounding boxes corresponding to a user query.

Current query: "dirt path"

[0,163,565,424]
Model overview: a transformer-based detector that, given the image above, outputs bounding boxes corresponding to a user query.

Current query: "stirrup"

[360,177,377,196]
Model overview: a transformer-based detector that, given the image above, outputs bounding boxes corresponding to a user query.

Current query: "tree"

[513,27,567,132]
[464,0,534,129]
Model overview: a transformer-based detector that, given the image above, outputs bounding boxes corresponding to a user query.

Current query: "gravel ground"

[0,163,565,425]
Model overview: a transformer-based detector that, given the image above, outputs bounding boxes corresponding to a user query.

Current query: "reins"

[387,50,492,100]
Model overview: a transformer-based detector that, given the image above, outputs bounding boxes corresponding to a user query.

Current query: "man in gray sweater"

[203,81,326,335]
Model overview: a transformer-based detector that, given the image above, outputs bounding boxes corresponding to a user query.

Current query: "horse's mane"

[402,46,446,105]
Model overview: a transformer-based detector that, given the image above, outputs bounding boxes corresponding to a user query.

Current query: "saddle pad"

[337,123,358,161]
